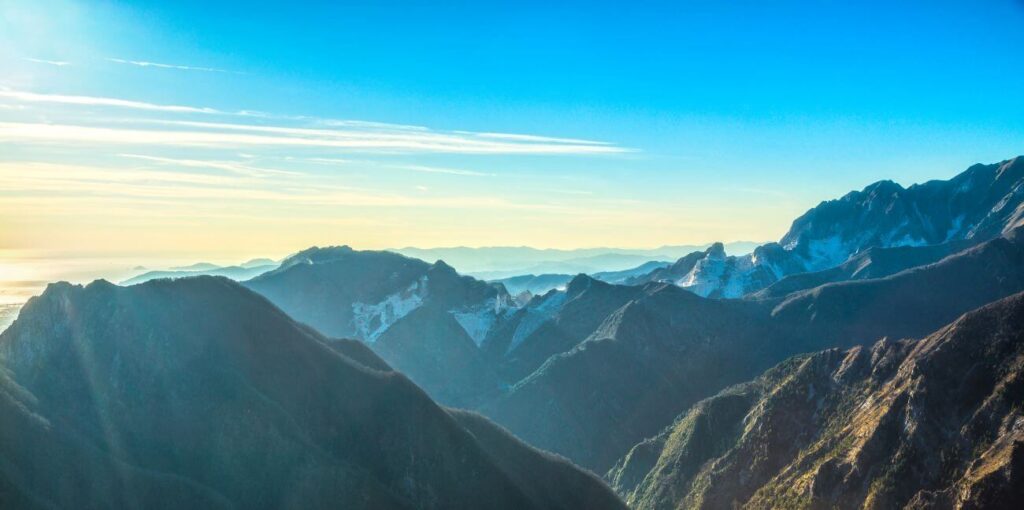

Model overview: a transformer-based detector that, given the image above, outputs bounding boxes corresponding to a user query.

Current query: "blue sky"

[1,0,1023,273]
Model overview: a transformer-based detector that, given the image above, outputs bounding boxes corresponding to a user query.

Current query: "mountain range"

[482,224,1024,474]
[630,157,1024,298]
[120,258,280,286]
[2,156,1024,508]
[233,157,1024,479]
[392,242,760,278]
[492,261,672,297]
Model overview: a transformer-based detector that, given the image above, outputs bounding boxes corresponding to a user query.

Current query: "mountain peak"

[704,242,726,258]
[430,259,457,274]
[278,245,354,267]
[862,179,903,194]
[566,273,597,295]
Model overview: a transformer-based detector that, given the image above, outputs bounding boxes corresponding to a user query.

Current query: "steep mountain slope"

[769,226,1024,350]
[484,227,1024,473]
[751,239,972,299]
[243,247,513,406]
[611,291,1024,510]
[482,274,647,383]
[0,277,626,510]
[483,284,776,472]
[634,157,1024,298]
[373,304,502,408]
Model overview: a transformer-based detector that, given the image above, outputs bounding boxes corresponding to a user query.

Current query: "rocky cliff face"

[634,157,1024,298]
[610,291,1024,510]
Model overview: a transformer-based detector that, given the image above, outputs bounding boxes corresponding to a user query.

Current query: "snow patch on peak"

[506,291,568,355]
[351,276,427,343]
[452,309,496,347]
[803,234,850,271]
[944,214,966,243]
[678,253,727,297]
[451,295,514,347]
[888,233,927,248]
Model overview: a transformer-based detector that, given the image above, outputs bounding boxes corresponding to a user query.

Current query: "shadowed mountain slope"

[611,291,1024,509]
[0,277,625,510]
[484,227,1024,473]
[243,246,514,407]
[750,239,973,299]
[481,274,647,383]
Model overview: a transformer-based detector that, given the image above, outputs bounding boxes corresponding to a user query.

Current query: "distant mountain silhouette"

[393,242,759,278]
[122,259,279,286]
[492,261,672,296]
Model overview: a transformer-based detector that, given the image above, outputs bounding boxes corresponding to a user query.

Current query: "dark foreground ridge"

[610,291,1024,509]
[0,276,625,510]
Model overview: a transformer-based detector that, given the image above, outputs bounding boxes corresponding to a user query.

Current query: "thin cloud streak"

[471,132,612,146]
[119,154,300,177]
[23,57,70,66]
[0,162,566,212]
[106,57,237,74]
[0,121,629,155]
[396,165,493,177]
[0,89,632,154]
[0,90,220,114]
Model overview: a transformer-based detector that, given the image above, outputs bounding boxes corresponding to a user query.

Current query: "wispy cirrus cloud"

[0,89,632,155]
[0,121,628,154]
[106,57,237,74]
[0,89,219,114]
[465,131,614,146]
[0,161,565,212]
[396,165,493,177]
[22,57,71,66]
[118,154,299,177]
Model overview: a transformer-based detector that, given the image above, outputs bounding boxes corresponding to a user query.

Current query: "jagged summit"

[632,157,1024,298]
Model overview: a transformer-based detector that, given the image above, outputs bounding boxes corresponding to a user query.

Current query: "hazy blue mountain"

[483,226,1024,473]
[393,241,760,277]
[492,260,671,296]
[634,157,1024,298]
[240,257,277,268]
[121,263,278,286]
[611,291,1024,509]
[481,274,648,384]
[0,277,626,510]
[491,273,574,297]
[169,262,222,271]
[244,246,514,407]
